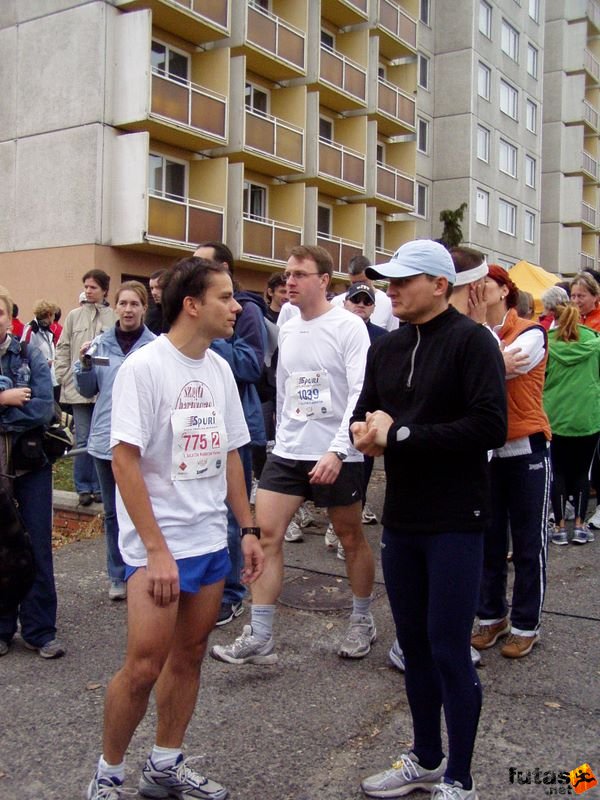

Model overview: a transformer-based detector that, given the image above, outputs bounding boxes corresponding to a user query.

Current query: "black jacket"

[351,306,507,532]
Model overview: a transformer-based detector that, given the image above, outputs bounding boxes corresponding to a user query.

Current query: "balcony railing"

[584,99,599,129]
[316,234,363,273]
[377,0,417,50]
[320,45,367,103]
[319,138,365,189]
[147,191,224,248]
[170,0,228,29]
[245,109,304,167]
[584,49,600,82]
[151,70,227,141]
[376,163,415,207]
[588,0,600,31]
[581,251,596,270]
[375,247,394,265]
[582,201,597,227]
[242,215,302,263]
[377,77,416,129]
[247,4,304,71]
[583,150,599,180]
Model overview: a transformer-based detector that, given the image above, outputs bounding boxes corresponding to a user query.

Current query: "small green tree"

[439,202,468,248]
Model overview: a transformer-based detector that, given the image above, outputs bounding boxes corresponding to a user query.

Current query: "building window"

[478,62,491,100]
[319,116,334,141]
[500,79,518,120]
[501,20,519,61]
[378,63,386,80]
[376,142,385,164]
[499,198,517,235]
[476,189,489,225]
[417,117,429,154]
[148,154,186,200]
[375,221,384,250]
[525,155,536,187]
[529,0,539,22]
[245,83,269,114]
[526,99,537,132]
[321,29,335,50]
[527,43,538,78]
[479,1,492,37]
[151,40,189,84]
[415,183,428,218]
[243,182,267,220]
[477,125,490,162]
[317,204,332,235]
[418,53,430,90]
[524,210,535,242]
[420,0,430,25]
[499,139,518,177]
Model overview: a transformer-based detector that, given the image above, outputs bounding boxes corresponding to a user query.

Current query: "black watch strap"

[241,526,261,540]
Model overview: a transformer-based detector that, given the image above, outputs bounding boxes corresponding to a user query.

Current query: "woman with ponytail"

[543,301,600,545]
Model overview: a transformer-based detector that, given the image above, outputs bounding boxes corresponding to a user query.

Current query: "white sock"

[250,604,276,640]
[98,755,125,782]
[151,745,182,769]
[352,595,372,617]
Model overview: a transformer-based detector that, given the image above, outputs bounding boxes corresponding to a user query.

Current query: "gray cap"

[366,240,456,285]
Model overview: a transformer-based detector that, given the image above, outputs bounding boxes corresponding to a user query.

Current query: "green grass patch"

[53,458,75,492]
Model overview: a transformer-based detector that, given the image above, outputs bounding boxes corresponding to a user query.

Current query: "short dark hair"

[448,246,485,272]
[266,272,286,299]
[149,268,168,285]
[12,303,18,317]
[347,255,370,276]
[289,245,333,278]
[196,241,235,274]
[161,257,230,326]
[82,269,110,294]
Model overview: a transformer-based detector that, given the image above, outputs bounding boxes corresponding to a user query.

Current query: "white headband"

[453,259,489,287]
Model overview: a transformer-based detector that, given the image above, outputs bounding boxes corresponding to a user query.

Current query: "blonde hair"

[571,272,600,298]
[32,299,57,319]
[115,280,148,308]
[554,302,581,343]
[0,285,13,319]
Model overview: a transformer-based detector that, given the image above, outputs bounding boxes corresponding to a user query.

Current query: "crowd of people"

[0,240,598,800]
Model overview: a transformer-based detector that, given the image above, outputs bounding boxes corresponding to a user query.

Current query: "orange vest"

[498,309,551,442]
[580,305,600,332]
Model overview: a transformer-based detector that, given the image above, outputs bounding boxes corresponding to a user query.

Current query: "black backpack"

[0,487,35,614]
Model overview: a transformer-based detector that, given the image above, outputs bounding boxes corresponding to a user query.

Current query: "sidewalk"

[1,472,598,799]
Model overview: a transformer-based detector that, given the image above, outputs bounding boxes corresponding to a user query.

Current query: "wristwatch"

[241,526,261,540]
[332,451,347,462]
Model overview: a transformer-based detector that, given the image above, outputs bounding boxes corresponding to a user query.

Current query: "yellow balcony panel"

[317,234,363,274]
[373,164,414,212]
[242,4,305,81]
[115,0,229,43]
[242,216,302,265]
[323,0,369,27]
[318,46,367,112]
[375,78,416,134]
[310,139,365,197]
[374,0,417,59]
[149,72,227,149]
[233,110,304,176]
[147,193,224,250]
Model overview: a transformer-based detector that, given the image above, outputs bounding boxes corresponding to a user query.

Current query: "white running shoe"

[361,753,447,797]
[138,755,227,800]
[587,506,600,530]
[337,541,346,561]
[284,520,304,542]
[324,523,339,550]
[361,503,378,524]
[210,625,278,665]
[338,613,376,658]
[296,502,315,528]
[431,779,479,799]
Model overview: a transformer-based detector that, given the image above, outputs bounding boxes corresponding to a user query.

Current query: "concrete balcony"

[318,44,367,112]
[115,0,229,43]
[583,99,599,131]
[241,215,302,265]
[583,150,599,182]
[375,246,395,265]
[238,109,304,176]
[372,0,417,59]
[148,69,227,150]
[588,0,600,32]
[242,3,305,81]
[317,234,363,274]
[324,0,368,27]
[582,201,597,228]
[308,138,365,198]
[369,162,414,213]
[374,76,416,135]
[581,251,596,269]
[584,49,600,85]
[146,192,224,251]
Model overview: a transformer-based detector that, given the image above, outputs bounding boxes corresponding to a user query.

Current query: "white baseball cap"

[366,240,456,285]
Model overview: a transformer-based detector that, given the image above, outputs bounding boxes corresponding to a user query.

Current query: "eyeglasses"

[283,270,321,282]
[348,296,374,306]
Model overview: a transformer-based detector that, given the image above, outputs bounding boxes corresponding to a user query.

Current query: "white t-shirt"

[274,306,370,462]
[277,300,300,328]
[331,287,399,331]
[110,335,250,566]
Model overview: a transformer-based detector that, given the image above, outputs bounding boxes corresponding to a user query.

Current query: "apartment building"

[0,0,420,314]
[414,0,545,270]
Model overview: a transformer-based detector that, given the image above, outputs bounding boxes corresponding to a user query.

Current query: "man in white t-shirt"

[86,257,264,800]
[331,254,399,332]
[211,245,376,666]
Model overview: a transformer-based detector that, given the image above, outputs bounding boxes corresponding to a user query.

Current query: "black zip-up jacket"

[351,306,507,533]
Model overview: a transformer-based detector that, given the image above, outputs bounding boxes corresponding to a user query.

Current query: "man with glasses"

[211,245,376,665]
[332,254,399,331]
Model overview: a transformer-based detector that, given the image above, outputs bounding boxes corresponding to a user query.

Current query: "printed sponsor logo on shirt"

[529,462,544,471]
